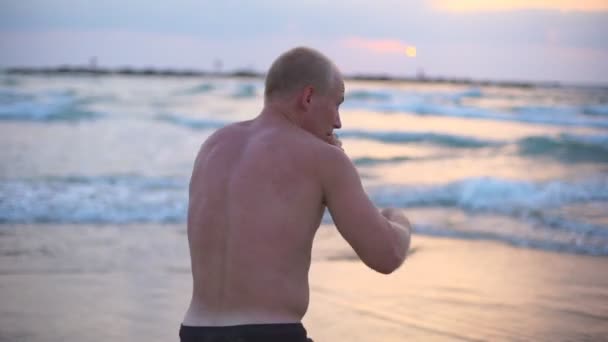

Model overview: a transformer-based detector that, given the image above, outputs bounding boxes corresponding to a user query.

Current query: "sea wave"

[344,90,608,128]
[340,129,500,148]
[412,221,608,256]
[362,102,608,128]
[155,113,497,148]
[454,88,483,99]
[370,176,608,254]
[346,87,482,103]
[352,156,412,166]
[0,77,20,86]
[517,133,608,163]
[153,114,608,163]
[155,113,229,130]
[369,176,608,214]
[176,83,215,95]
[2,174,607,255]
[346,90,392,101]
[2,174,606,224]
[0,89,102,121]
[514,104,608,118]
[344,132,608,164]
[0,89,33,103]
[583,104,608,116]
[0,175,188,224]
[231,84,257,98]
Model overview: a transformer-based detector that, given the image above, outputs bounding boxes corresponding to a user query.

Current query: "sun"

[405,46,417,58]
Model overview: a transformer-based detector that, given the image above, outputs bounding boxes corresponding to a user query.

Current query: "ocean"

[1,73,607,256]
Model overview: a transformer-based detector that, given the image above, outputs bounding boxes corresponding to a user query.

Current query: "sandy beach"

[1,223,606,342]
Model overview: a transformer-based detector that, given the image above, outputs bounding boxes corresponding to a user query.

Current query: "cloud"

[432,0,608,13]
[342,37,415,55]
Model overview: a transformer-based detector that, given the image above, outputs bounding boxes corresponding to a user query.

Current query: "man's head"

[264,47,344,143]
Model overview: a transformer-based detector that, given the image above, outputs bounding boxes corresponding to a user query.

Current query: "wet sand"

[308,227,608,341]
[1,224,607,341]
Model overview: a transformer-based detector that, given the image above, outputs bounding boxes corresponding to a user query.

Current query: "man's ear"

[300,86,314,110]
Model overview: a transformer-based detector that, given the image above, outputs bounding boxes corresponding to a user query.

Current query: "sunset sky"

[1,0,607,85]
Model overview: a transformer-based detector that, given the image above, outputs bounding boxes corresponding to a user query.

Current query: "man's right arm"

[319,147,411,274]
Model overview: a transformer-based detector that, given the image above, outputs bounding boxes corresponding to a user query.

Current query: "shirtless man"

[180,47,412,342]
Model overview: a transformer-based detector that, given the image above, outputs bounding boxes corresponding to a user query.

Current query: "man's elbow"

[371,216,411,274]
[370,248,407,275]
[358,222,412,274]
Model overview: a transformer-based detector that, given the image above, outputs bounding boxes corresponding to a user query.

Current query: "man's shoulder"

[284,129,344,158]
[303,138,353,178]
[217,120,253,136]
[204,120,253,144]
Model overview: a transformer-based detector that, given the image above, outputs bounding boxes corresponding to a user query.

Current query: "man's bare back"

[181,47,411,340]
[184,114,334,325]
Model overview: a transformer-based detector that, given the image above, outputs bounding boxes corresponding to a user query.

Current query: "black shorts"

[179,323,313,342]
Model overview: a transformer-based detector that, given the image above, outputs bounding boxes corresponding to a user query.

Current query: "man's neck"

[259,101,303,129]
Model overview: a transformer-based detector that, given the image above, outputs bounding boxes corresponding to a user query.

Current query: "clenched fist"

[327,133,343,150]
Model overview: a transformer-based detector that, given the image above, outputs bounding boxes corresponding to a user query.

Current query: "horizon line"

[2,64,607,89]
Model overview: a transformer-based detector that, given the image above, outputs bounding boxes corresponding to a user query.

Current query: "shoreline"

[0,223,607,341]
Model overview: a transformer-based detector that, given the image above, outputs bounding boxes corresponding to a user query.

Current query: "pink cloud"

[342,37,412,55]
[432,0,608,12]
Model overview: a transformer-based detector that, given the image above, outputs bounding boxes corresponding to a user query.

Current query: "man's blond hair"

[264,47,337,100]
